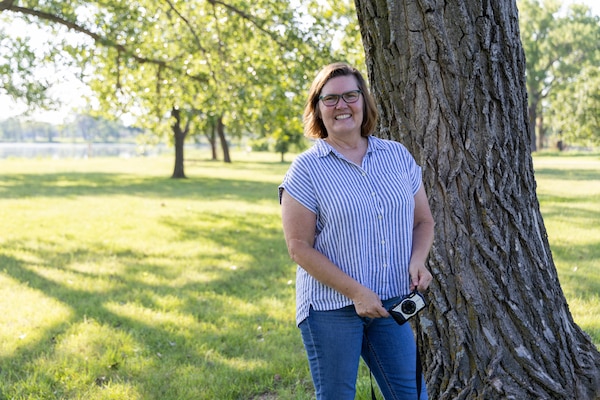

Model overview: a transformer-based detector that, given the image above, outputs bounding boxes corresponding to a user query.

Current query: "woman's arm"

[408,185,435,291]
[281,189,389,318]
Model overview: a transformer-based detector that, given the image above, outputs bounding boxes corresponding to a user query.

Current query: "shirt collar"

[314,136,385,158]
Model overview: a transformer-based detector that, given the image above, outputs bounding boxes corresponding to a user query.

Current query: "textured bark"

[354,0,600,398]
[205,119,218,161]
[171,107,188,179]
[217,114,231,163]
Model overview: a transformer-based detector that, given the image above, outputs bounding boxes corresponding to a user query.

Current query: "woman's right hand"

[352,287,389,318]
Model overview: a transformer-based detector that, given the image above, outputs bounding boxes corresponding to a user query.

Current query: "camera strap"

[368,323,423,400]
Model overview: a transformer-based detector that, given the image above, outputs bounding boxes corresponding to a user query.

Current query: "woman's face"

[318,75,364,138]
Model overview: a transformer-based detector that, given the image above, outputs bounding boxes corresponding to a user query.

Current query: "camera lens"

[401,300,416,315]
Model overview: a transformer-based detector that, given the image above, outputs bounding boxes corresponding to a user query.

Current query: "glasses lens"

[321,94,339,106]
[343,91,360,103]
[319,90,361,106]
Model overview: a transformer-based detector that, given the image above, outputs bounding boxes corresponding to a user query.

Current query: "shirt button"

[381,240,385,245]
[378,215,383,219]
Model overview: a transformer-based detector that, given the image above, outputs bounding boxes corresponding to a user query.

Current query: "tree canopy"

[2,1,597,154]
[0,0,362,173]
[518,0,600,149]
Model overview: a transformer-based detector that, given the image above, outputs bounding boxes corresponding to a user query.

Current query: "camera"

[389,291,427,325]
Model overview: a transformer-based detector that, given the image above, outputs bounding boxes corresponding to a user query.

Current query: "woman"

[279,62,434,399]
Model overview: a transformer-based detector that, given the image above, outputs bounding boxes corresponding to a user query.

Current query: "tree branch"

[0,0,15,11]
[2,3,209,84]
[207,0,288,48]
[163,0,218,82]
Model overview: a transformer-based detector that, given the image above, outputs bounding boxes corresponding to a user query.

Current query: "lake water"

[0,143,169,159]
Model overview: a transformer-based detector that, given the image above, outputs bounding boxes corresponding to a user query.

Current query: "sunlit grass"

[534,153,600,346]
[0,150,597,399]
[0,274,73,358]
[0,151,312,400]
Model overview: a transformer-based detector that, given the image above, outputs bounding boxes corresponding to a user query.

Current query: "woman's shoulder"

[293,140,329,164]
[370,136,411,155]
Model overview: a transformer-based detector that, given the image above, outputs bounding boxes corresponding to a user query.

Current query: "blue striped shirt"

[280,136,422,326]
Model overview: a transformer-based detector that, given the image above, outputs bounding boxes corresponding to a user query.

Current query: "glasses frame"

[319,90,362,107]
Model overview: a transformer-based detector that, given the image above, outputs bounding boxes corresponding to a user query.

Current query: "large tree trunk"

[355,1,600,399]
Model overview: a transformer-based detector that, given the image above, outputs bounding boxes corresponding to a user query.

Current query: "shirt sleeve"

[409,158,422,195]
[278,155,318,214]
[392,140,422,196]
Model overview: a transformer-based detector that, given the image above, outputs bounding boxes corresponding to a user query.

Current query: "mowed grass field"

[0,149,598,399]
[532,153,600,345]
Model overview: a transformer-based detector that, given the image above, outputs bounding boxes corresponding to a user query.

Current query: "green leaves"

[518,0,600,147]
[1,0,363,161]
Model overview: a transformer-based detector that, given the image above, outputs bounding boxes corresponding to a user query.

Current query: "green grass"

[533,153,600,347]
[0,150,598,399]
[0,152,312,400]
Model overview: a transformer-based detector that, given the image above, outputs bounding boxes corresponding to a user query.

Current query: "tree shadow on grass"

[551,240,600,300]
[0,162,312,398]
[0,214,305,399]
[0,172,279,203]
[537,201,600,226]
[534,167,600,182]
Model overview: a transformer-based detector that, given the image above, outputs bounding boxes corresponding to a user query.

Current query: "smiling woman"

[280,62,435,399]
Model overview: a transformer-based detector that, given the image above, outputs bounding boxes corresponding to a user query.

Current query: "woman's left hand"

[409,262,433,292]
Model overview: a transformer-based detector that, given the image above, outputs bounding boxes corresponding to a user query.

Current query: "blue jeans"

[299,296,427,400]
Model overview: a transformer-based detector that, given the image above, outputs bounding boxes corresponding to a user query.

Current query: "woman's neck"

[325,134,366,150]
[325,135,368,165]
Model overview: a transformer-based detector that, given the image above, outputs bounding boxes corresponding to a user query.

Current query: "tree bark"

[205,119,218,161]
[536,111,545,151]
[528,102,538,152]
[355,1,600,399]
[170,107,188,179]
[216,114,231,163]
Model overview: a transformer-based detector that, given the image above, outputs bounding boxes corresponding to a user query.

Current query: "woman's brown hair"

[303,62,378,139]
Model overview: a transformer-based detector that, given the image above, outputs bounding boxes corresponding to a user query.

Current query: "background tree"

[355,0,600,398]
[0,17,54,111]
[518,0,600,150]
[0,0,349,175]
[543,3,600,148]
[548,64,600,147]
[0,117,24,141]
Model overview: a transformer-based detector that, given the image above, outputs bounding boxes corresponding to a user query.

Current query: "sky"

[566,0,600,14]
[1,0,599,125]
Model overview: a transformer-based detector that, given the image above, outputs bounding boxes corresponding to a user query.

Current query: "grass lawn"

[0,150,598,399]
[533,152,600,347]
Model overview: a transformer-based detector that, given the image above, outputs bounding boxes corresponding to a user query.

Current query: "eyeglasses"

[319,90,362,107]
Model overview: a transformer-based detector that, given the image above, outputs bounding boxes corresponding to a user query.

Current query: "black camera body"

[389,291,427,325]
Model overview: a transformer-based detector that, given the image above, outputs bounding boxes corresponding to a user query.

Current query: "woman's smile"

[319,75,364,137]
